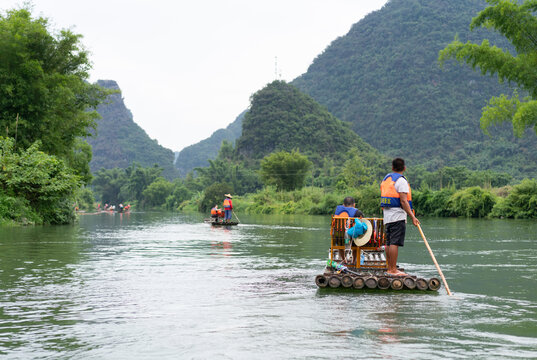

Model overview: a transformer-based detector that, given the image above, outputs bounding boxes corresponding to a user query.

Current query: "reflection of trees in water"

[0,225,84,287]
[0,224,87,352]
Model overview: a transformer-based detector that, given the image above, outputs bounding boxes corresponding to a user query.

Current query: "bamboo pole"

[417,224,453,296]
[232,210,241,223]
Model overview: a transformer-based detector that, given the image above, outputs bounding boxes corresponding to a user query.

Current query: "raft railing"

[330,217,387,269]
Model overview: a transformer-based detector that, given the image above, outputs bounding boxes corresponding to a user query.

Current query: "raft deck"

[315,269,441,291]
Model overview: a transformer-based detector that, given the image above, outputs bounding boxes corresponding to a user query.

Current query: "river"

[0,212,536,359]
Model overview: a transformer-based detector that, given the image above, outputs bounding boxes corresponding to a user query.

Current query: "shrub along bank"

[180,179,537,219]
[0,138,80,225]
[88,160,537,220]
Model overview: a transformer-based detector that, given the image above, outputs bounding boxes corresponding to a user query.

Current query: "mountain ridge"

[87,80,177,179]
[176,0,537,178]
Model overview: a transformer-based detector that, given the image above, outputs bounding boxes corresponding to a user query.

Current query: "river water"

[0,212,536,359]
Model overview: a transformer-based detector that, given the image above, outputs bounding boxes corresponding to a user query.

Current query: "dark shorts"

[385,220,406,247]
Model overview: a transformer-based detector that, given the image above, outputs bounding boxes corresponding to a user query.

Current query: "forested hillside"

[88,80,177,179]
[292,0,537,177]
[174,111,244,177]
[235,81,388,172]
[183,0,536,178]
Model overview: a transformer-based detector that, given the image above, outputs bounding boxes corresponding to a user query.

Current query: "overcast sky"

[1,0,388,152]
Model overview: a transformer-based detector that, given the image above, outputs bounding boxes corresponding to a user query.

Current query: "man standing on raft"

[223,194,233,223]
[380,158,420,276]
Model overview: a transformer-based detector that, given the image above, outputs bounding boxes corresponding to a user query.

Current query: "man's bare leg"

[387,245,408,275]
[387,245,399,274]
[385,245,391,270]
[387,245,396,273]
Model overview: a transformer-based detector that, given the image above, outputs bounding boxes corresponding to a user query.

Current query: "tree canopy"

[0,7,109,223]
[0,137,80,224]
[260,150,313,191]
[0,8,108,158]
[439,0,537,137]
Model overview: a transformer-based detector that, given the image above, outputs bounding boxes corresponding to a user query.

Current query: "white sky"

[1,0,388,151]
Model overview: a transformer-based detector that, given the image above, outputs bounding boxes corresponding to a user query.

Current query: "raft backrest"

[330,217,386,247]
[330,216,355,246]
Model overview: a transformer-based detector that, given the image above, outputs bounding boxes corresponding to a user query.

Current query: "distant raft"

[315,217,441,292]
[204,218,239,226]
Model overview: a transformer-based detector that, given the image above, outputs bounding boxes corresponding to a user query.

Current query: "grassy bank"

[180,179,537,219]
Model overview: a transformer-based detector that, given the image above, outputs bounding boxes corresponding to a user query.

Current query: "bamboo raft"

[204,218,239,226]
[315,271,441,291]
[315,217,441,291]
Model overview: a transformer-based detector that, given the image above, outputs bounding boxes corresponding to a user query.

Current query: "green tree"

[260,150,312,191]
[195,158,261,195]
[0,137,80,224]
[448,186,497,218]
[195,160,231,188]
[464,170,512,188]
[184,171,204,193]
[439,0,537,137]
[217,140,235,161]
[92,168,127,205]
[491,178,537,218]
[66,139,94,185]
[199,182,233,212]
[122,163,163,203]
[142,177,173,208]
[337,150,376,189]
[413,187,456,217]
[0,8,109,157]
[75,187,95,211]
[165,179,193,210]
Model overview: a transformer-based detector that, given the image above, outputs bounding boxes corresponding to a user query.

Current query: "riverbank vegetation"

[0,8,109,224]
[89,155,537,220]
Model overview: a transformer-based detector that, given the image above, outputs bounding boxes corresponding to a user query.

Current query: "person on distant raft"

[223,194,233,223]
[380,158,420,276]
[211,205,221,223]
[334,196,365,218]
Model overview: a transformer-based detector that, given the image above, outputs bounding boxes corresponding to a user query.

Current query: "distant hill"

[174,111,244,177]
[292,0,537,178]
[235,81,384,168]
[87,80,177,178]
[183,0,537,179]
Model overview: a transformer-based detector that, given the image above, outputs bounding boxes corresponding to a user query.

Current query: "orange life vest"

[333,211,349,218]
[380,173,412,209]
